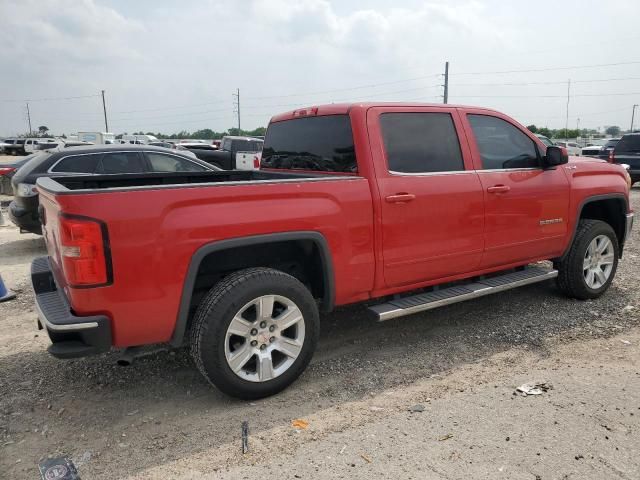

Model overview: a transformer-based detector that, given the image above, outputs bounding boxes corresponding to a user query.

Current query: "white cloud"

[0,0,639,136]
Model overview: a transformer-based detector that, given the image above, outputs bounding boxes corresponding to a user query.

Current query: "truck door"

[367,107,485,288]
[461,110,570,268]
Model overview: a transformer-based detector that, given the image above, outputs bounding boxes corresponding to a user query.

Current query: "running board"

[369,266,558,322]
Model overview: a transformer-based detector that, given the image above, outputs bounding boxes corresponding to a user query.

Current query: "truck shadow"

[0,280,637,478]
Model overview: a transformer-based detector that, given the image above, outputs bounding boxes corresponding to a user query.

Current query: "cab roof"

[269,102,502,122]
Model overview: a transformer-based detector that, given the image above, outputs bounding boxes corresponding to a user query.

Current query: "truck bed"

[37,170,330,193]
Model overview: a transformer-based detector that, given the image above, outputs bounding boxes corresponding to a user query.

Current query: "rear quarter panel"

[44,178,375,346]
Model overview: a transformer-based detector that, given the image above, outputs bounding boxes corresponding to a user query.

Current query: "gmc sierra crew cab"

[31,103,634,399]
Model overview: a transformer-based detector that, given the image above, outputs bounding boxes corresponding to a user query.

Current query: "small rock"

[76,451,92,467]
[57,408,65,416]
[409,404,425,413]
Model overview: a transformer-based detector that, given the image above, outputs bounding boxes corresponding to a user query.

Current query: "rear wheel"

[556,219,619,299]
[190,267,319,399]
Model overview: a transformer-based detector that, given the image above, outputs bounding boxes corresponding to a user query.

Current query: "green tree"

[526,125,538,133]
[537,127,552,138]
[246,127,266,137]
[605,126,621,136]
[38,125,49,136]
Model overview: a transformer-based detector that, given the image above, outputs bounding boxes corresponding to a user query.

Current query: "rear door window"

[468,115,540,169]
[616,135,640,152]
[261,115,357,172]
[51,154,101,173]
[146,152,208,172]
[379,112,464,173]
[98,152,146,174]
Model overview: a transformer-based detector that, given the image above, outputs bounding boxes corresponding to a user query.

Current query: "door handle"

[385,193,416,203]
[487,185,511,194]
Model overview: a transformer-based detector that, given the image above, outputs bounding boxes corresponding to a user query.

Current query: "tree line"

[126,127,267,139]
[527,124,622,139]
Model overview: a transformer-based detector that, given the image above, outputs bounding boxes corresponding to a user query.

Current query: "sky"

[1,0,639,136]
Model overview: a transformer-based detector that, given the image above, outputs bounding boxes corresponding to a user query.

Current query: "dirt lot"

[1,189,639,479]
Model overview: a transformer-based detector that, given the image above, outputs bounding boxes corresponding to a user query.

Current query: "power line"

[451,76,640,87]
[244,74,442,100]
[450,91,640,99]
[455,60,640,76]
[110,107,234,122]
[111,99,229,115]
[242,85,442,112]
[0,93,101,103]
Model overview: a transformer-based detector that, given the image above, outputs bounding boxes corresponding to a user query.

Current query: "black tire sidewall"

[194,269,319,399]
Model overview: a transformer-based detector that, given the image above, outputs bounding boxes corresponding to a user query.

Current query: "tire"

[190,267,320,399]
[556,219,619,300]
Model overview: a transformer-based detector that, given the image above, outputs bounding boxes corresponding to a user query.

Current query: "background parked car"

[0,155,34,194]
[554,141,581,156]
[148,141,175,149]
[9,145,220,234]
[4,138,26,155]
[534,134,554,147]
[186,135,263,170]
[609,133,640,185]
[599,138,621,160]
[24,138,58,154]
[581,144,603,157]
[0,139,11,153]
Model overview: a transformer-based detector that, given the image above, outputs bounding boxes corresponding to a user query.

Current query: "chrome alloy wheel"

[224,295,305,382]
[583,234,615,289]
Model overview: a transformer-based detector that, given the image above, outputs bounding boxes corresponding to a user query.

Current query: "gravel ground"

[0,188,639,479]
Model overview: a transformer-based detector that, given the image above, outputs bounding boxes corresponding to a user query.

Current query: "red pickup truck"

[32,103,634,399]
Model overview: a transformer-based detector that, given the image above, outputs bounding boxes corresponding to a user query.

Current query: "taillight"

[608,150,615,163]
[58,215,111,287]
[253,155,260,169]
[0,167,15,176]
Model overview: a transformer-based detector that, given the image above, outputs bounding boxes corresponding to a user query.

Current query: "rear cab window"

[261,115,357,173]
[616,135,640,153]
[379,112,464,173]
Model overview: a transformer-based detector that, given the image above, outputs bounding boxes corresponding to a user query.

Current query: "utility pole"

[101,90,109,132]
[232,88,241,133]
[443,61,449,104]
[565,79,570,142]
[26,102,32,134]
[631,104,638,133]
[576,117,580,145]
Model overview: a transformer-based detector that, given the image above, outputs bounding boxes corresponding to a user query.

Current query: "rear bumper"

[8,200,42,234]
[31,256,112,359]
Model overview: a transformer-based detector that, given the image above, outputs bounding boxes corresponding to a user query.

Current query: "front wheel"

[556,219,619,299]
[190,267,320,399]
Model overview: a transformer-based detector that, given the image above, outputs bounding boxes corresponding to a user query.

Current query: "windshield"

[615,135,640,152]
[261,115,357,173]
[604,139,620,149]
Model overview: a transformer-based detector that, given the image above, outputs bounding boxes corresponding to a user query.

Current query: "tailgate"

[38,186,68,291]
